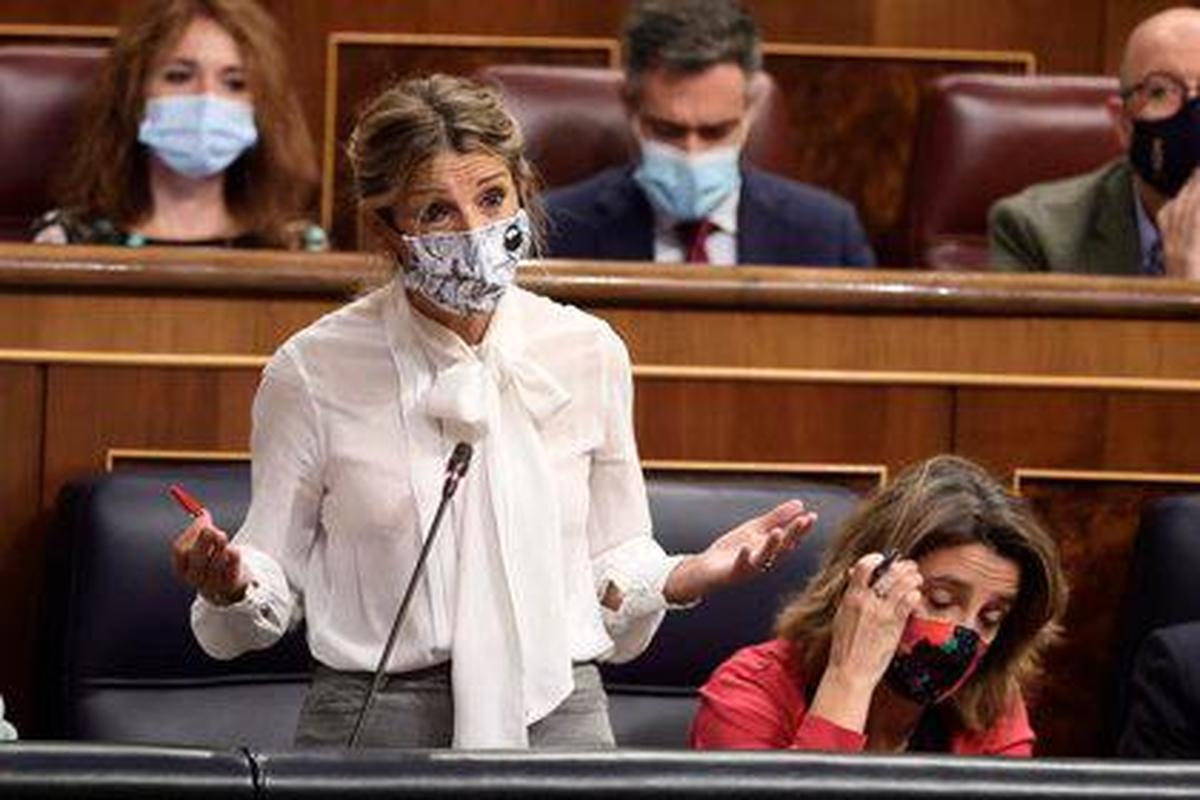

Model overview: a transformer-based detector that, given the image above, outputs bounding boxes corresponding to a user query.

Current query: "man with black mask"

[989,7,1200,276]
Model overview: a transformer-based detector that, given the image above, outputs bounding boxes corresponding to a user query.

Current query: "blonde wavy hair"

[346,73,544,251]
[775,455,1068,732]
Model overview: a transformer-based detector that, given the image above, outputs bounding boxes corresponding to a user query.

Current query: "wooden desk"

[3,244,1199,754]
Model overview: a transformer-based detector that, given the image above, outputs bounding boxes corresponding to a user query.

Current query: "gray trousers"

[294,662,616,748]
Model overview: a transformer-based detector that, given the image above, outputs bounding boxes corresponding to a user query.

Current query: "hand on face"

[170,509,248,606]
[1157,169,1200,278]
[662,499,817,605]
[825,552,926,691]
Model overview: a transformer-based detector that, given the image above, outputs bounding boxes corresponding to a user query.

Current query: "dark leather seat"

[902,74,1123,269]
[45,465,312,749]
[0,45,106,241]
[604,470,857,747]
[46,464,858,749]
[475,65,795,189]
[1110,494,1200,745]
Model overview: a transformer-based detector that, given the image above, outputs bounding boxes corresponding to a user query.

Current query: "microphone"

[443,442,472,499]
[348,442,474,747]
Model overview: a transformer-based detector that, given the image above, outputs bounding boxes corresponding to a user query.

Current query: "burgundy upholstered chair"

[903,73,1124,270]
[475,64,795,189]
[0,45,107,241]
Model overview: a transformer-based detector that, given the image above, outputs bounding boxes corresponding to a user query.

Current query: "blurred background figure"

[32,0,325,249]
[544,0,873,267]
[989,7,1200,277]
[1119,621,1200,758]
[691,455,1068,756]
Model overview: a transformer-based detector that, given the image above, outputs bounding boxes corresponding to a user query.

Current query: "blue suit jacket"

[543,165,875,267]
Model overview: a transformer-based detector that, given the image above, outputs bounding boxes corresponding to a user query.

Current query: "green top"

[987,159,1143,275]
[31,208,330,252]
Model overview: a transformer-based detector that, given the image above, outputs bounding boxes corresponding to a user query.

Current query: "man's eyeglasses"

[1121,71,1200,121]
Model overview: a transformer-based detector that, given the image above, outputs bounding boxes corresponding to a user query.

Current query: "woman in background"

[691,455,1068,756]
[34,0,325,249]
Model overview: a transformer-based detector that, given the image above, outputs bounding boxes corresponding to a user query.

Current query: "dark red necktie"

[676,219,714,264]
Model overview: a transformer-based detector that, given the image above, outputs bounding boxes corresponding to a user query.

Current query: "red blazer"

[689,638,1034,755]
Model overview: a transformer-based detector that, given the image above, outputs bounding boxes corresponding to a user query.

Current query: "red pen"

[169,483,206,518]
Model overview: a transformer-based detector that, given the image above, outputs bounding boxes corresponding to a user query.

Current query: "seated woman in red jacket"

[690,455,1068,756]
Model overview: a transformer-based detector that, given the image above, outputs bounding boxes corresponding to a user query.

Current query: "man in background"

[1120,622,1200,758]
[544,0,874,267]
[989,7,1200,277]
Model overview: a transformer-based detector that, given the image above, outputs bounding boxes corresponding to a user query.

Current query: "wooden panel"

[1015,473,1200,756]
[0,363,43,734]
[325,34,617,247]
[868,0,1102,72]
[0,23,113,45]
[762,46,1029,264]
[41,365,260,508]
[0,292,338,355]
[956,389,1200,475]
[6,249,1200,380]
[607,309,1200,378]
[1101,0,1181,74]
[645,460,886,495]
[634,378,953,469]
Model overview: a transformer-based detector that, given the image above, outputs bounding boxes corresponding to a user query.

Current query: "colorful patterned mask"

[400,209,531,315]
[883,616,988,705]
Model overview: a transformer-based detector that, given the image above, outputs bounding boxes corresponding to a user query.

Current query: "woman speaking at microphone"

[33,0,325,250]
[170,73,815,749]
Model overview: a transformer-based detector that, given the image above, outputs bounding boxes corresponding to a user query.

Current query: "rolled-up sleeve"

[585,328,679,662]
[191,345,325,659]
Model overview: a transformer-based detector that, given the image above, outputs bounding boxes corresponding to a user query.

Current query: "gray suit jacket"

[987,159,1142,275]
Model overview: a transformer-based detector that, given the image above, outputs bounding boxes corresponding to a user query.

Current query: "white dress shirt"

[191,281,679,747]
[652,185,740,265]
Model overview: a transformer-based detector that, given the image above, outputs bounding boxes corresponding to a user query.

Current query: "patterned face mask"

[399,209,532,316]
[883,616,988,705]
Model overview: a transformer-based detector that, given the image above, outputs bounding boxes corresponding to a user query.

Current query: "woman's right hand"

[170,510,249,606]
[807,552,924,732]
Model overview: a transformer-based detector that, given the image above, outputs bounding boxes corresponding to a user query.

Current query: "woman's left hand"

[663,500,817,605]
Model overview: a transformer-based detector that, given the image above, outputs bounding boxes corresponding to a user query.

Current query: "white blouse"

[190,281,679,747]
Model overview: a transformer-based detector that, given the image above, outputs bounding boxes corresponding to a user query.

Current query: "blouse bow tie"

[423,345,571,443]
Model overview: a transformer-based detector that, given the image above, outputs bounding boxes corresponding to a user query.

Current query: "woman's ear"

[363,208,409,263]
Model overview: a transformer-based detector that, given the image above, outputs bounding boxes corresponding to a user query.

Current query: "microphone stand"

[347,442,473,747]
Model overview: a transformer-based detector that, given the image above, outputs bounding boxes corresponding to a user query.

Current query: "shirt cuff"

[792,713,868,752]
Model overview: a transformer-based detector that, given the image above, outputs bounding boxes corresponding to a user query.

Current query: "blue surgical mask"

[138,94,259,179]
[633,138,742,221]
